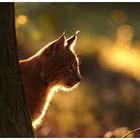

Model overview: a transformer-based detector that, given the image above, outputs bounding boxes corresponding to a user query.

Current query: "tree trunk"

[0,3,34,137]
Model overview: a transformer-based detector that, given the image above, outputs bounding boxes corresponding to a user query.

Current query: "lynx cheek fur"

[19,32,82,128]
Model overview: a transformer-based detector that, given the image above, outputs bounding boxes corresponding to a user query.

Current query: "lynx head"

[39,31,82,89]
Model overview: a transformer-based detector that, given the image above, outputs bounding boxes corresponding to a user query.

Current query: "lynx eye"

[66,65,73,71]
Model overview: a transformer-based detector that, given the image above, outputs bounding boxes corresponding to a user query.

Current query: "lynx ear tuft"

[75,30,80,35]
[66,31,79,50]
[62,31,65,36]
[51,33,66,54]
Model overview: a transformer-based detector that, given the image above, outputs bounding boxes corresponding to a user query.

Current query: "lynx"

[19,32,81,128]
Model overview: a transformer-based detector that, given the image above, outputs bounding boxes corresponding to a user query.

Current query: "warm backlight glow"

[32,83,79,128]
[32,85,60,128]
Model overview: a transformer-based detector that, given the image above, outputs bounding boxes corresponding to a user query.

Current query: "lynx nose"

[75,73,82,83]
[76,77,81,82]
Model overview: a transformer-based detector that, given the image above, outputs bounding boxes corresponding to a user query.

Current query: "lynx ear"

[66,31,80,50]
[50,33,66,54]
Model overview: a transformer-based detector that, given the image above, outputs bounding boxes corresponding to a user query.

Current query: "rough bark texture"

[0,3,34,137]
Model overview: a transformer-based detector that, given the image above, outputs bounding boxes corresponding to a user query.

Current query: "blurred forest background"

[15,3,140,138]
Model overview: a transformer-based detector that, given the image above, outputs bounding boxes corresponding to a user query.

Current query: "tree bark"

[0,3,34,137]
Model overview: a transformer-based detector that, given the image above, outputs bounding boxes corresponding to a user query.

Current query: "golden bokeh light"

[111,9,127,25]
[98,25,140,82]
[116,25,134,47]
[16,15,28,25]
